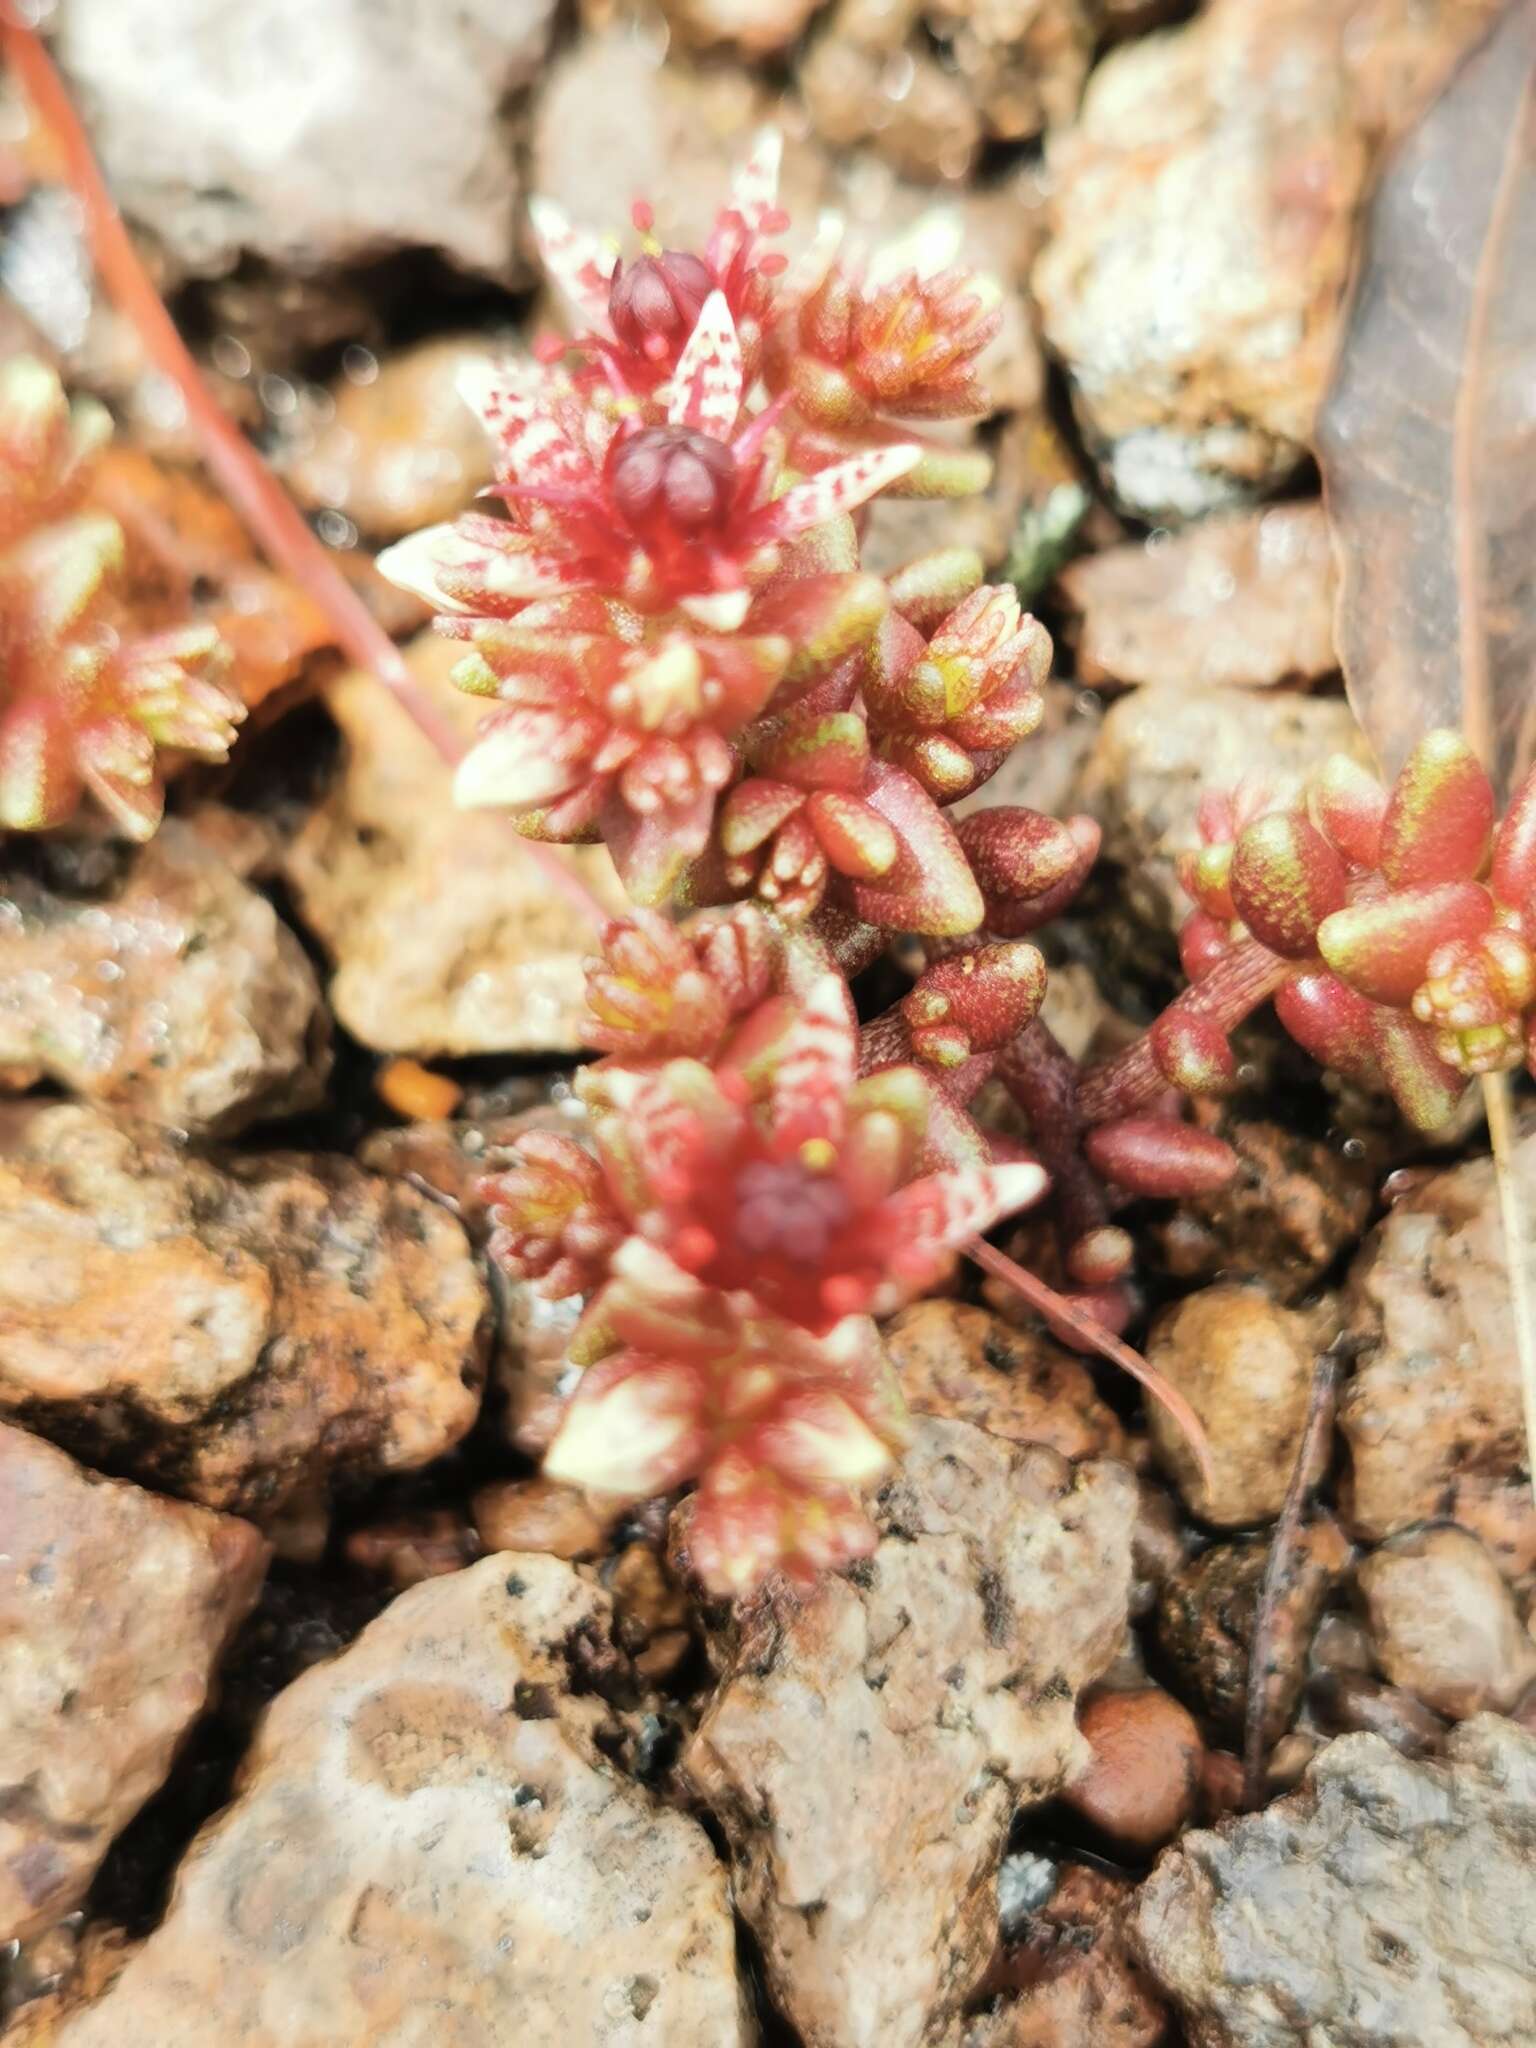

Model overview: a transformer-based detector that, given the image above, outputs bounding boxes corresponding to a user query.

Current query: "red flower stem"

[1075,936,1290,1126]
[2,15,608,931]
[997,1018,1107,1249]
[965,1235,1215,1491]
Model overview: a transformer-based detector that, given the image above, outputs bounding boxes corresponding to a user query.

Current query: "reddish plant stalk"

[1,14,608,929]
[1075,936,1290,1126]
[965,1236,1214,1491]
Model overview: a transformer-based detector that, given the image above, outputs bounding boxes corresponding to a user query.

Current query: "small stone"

[341,1509,481,1590]
[284,637,626,1057]
[1147,1115,1375,1301]
[1136,1718,1536,2048]
[0,1101,486,1518]
[1079,683,1369,937]
[1059,504,1337,691]
[1144,1283,1337,1527]
[286,336,499,540]
[1342,1131,1536,1556]
[957,1863,1167,2048]
[883,1300,1133,1464]
[1156,1518,1351,1741]
[664,0,827,53]
[1061,1685,1203,1857]
[1358,1524,1536,1720]
[1306,1670,1447,1759]
[1265,1728,1323,1792]
[0,822,327,1137]
[45,1558,752,2046]
[471,1477,608,1562]
[0,1423,267,1943]
[687,1418,1134,2048]
[54,0,555,280]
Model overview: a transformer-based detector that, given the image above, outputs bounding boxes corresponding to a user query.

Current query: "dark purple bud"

[609,251,715,358]
[607,425,738,535]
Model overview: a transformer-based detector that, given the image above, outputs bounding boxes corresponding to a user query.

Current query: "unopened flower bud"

[608,424,738,534]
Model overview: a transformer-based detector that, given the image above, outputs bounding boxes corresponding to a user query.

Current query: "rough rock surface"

[284,639,625,1056]
[285,335,499,540]
[55,0,555,279]
[1080,683,1368,936]
[687,1418,1135,2048]
[47,1556,753,2047]
[953,1864,1167,2048]
[1034,0,1365,518]
[1358,1525,1536,1721]
[0,822,327,1137]
[1058,504,1337,690]
[1342,1133,1536,1557]
[0,1101,486,1517]
[1144,1284,1336,1527]
[883,1300,1133,1464]
[1032,0,1492,523]
[1136,1717,1536,2047]
[0,1423,268,1944]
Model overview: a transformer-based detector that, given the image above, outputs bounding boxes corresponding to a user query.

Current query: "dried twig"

[1241,1336,1350,1809]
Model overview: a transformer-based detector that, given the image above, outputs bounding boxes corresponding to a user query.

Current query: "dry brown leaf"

[1317,0,1536,802]
[1319,0,1536,1505]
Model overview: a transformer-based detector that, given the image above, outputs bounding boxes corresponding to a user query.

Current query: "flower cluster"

[0,357,242,838]
[398,132,1497,1596]
[377,134,1046,930]
[484,962,1044,1594]
[1175,730,1536,1127]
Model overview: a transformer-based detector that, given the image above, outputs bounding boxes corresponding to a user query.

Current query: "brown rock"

[0,1424,268,1943]
[284,637,626,1057]
[285,336,498,540]
[1358,1525,1536,1720]
[956,1864,1168,2048]
[1306,1671,1447,1759]
[1136,1718,1536,2048]
[1156,1517,1352,1741]
[0,1101,486,1517]
[1062,1686,1203,1857]
[883,1300,1133,1463]
[341,1509,481,1590]
[1147,1115,1375,1302]
[1059,504,1337,692]
[471,1476,608,1562]
[1342,1135,1536,1556]
[688,1418,1135,2048]
[2,1928,137,2046]
[1080,683,1369,936]
[1144,1284,1337,1527]
[46,1557,752,2047]
[0,822,327,1137]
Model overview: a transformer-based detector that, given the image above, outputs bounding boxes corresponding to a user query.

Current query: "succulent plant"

[0,357,242,839]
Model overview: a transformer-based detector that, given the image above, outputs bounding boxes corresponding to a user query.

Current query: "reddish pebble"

[1063,1685,1204,1855]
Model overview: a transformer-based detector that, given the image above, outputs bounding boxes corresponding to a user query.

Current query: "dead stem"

[965,1234,1216,1493]
[1240,1336,1348,1810]
[1,13,609,931]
